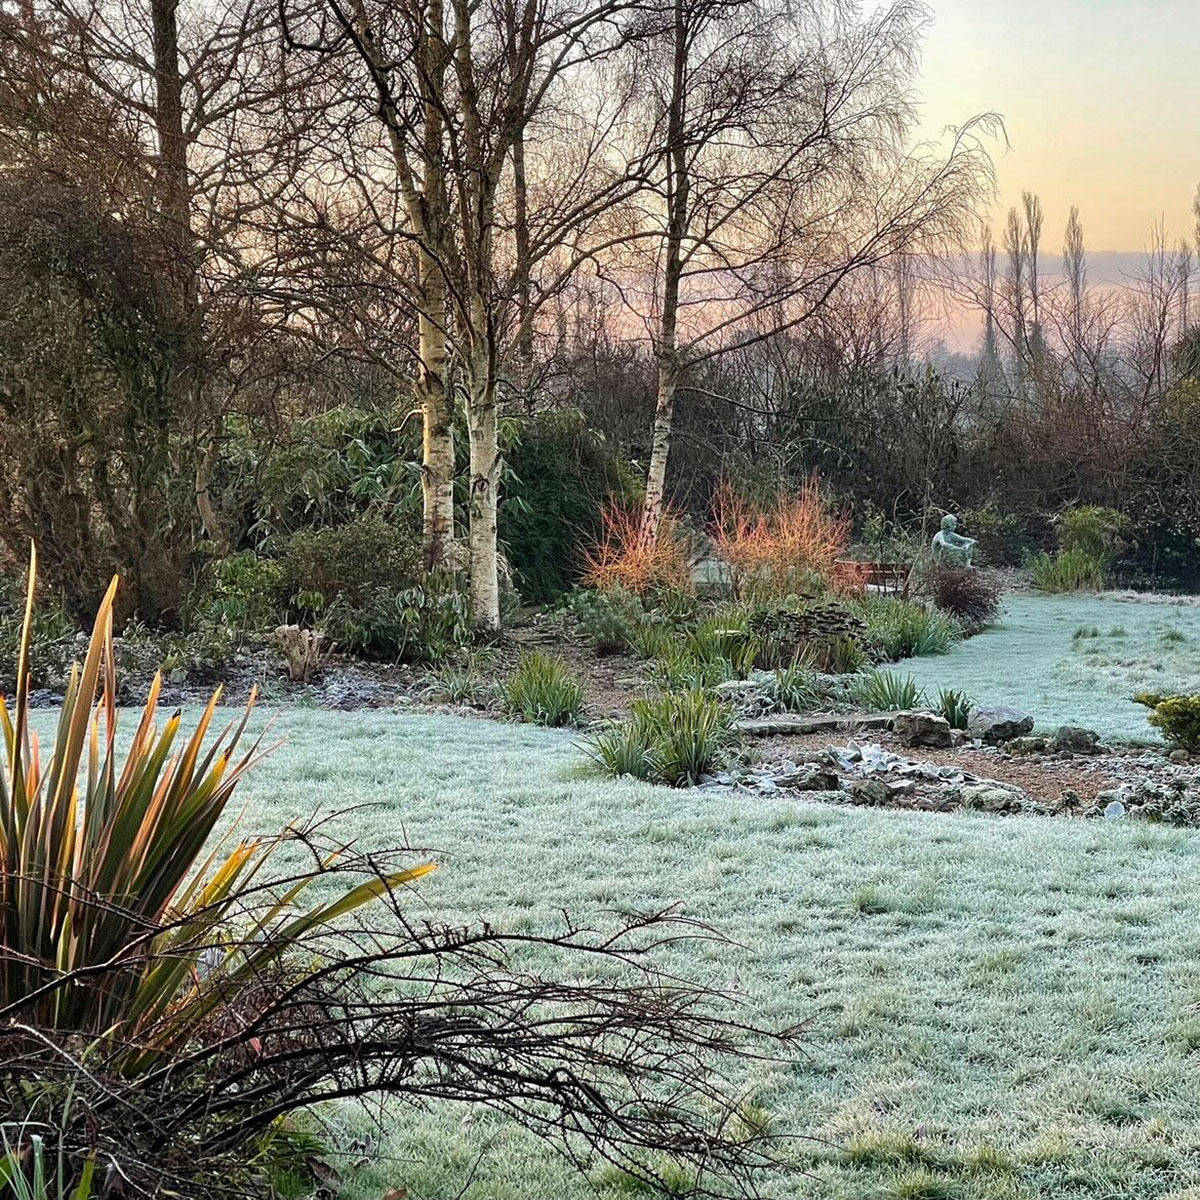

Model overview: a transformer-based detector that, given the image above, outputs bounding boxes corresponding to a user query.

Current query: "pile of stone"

[710,739,1037,815]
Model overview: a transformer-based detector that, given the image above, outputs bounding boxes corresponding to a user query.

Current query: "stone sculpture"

[931,513,976,566]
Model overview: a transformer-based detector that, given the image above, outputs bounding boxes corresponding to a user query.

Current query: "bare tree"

[285,0,659,629]
[1,0,332,561]
[619,0,994,530]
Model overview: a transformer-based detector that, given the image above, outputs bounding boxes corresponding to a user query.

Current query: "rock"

[1169,748,1190,764]
[759,765,840,792]
[891,709,952,749]
[737,712,894,737]
[1049,725,1102,755]
[885,779,916,798]
[958,782,1026,813]
[849,779,890,806]
[791,769,841,792]
[968,705,1034,744]
[1005,735,1048,756]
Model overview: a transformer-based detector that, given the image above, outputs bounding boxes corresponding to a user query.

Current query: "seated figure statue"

[931,514,976,566]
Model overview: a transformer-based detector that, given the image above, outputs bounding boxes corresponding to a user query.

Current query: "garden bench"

[834,559,912,598]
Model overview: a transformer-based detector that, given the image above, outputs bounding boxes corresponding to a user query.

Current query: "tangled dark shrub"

[926,565,1002,634]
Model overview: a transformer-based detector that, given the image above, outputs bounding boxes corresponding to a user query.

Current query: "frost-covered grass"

[32,704,1200,1200]
[901,592,1200,742]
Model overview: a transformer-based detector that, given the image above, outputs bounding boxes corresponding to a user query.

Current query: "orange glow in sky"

[915,0,1199,252]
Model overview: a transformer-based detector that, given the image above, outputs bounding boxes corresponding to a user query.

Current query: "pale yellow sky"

[916,0,1200,252]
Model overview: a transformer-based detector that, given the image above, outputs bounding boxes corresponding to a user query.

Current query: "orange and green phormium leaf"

[0,546,434,1060]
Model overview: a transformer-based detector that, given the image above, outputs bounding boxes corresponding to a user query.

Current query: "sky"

[915,0,1200,254]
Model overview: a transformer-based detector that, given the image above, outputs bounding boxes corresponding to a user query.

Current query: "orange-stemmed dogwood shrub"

[711,477,853,602]
[582,503,693,597]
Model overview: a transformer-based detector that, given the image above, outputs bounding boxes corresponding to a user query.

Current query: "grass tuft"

[502,651,584,726]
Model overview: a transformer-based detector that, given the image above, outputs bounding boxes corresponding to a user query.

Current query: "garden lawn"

[900,591,1200,743]
[48,705,1200,1200]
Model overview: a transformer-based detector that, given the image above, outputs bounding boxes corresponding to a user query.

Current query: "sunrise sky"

[915,0,1199,254]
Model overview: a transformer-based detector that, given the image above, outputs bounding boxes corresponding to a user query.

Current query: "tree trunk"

[417,263,455,572]
[195,436,228,554]
[415,0,457,573]
[512,125,534,405]
[150,0,189,251]
[466,367,501,633]
[643,352,677,532]
[151,0,213,549]
[643,0,688,535]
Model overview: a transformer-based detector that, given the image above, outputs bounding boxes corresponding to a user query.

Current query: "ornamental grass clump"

[851,594,961,660]
[936,686,976,730]
[590,690,736,786]
[1030,547,1108,594]
[851,669,927,711]
[502,650,584,726]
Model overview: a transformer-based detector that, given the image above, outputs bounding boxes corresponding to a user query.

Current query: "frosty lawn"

[56,704,1200,1200]
[901,591,1200,743]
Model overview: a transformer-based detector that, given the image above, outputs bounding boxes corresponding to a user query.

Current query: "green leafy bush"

[591,690,735,786]
[1030,547,1108,593]
[501,411,641,604]
[563,586,644,654]
[247,406,423,540]
[1134,692,1200,753]
[200,551,286,634]
[327,579,470,663]
[280,514,422,612]
[502,651,584,726]
[851,669,926,711]
[1058,505,1124,560]
[925,565,1002,634]
[936,686,975,729]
